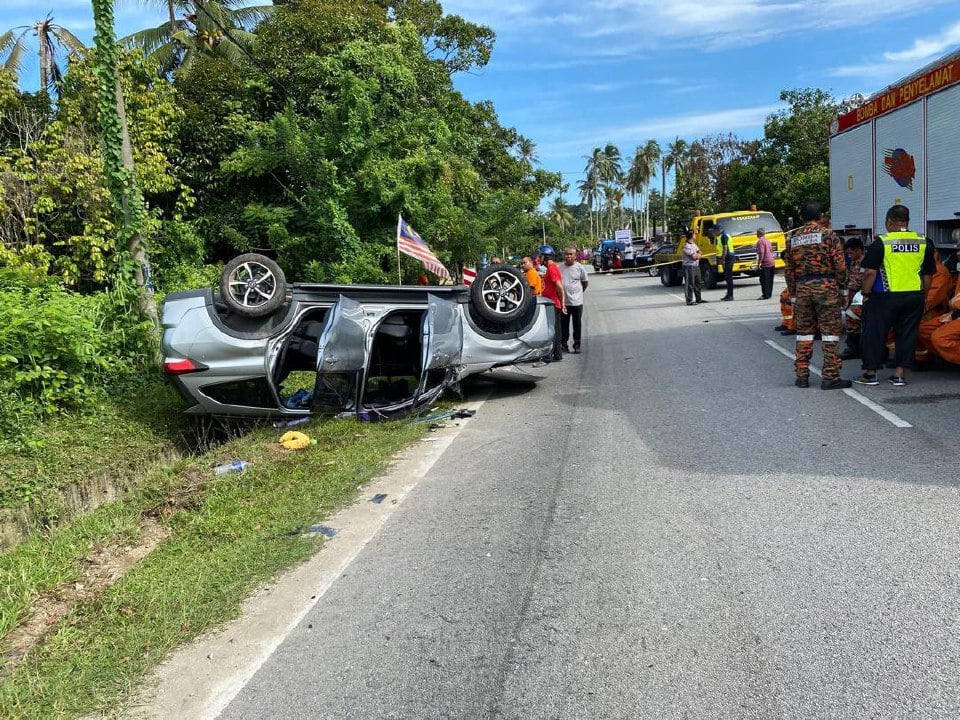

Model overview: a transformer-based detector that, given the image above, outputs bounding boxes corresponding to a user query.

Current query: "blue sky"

[3,0,960,200]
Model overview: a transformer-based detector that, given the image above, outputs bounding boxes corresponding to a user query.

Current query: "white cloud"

[538,102,783,158]
[830,19,960,83]
[883,20,960,63]
[579,81,629,93]
[443,0,957,53]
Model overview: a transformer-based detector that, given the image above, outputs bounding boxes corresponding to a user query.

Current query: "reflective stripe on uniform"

[821,335,840,342]
[796,334,815,341]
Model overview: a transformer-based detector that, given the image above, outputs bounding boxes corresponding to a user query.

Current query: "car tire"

[470,263,532,323]
[220,253,288,318]
[702,261,718,290]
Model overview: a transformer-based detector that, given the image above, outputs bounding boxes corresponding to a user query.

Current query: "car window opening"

[275,309,329,408]
[362,310,424,408]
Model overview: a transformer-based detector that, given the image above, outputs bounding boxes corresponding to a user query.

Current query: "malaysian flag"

[397,215,450,280]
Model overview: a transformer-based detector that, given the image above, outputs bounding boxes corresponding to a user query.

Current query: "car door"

[312,296,369,413]
[417,294,463,402]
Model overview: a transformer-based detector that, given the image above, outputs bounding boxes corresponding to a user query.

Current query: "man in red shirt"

[539,244,566,362]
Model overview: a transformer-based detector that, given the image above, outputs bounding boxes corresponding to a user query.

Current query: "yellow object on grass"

[278,431,313,450]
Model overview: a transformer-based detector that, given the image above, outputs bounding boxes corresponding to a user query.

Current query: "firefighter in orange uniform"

[776,288,796,335]
[784,201,849,389]
[928,267,960,365]
[915,250,956,364]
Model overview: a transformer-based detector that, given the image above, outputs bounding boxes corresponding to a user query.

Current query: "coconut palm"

[602,184,624,236]
[583,144,622,239]
[515,137,539,166]
[641,139,660,237]
[547,196,573,234]
[600,143,623,185]
[664,137,689,230]
[582,147,604,239]
[626,141,659,238]
[577,174,598,240]
[1,16,85,94]
[122,0,271,75]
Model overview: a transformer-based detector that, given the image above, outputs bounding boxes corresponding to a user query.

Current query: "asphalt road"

[217,269,960,719]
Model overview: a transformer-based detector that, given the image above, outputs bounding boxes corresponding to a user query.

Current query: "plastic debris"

[410,408,476,425]
[370,493,388,504]
[304,524,338,539]
[272,417,309,429]
[213,460,250,475]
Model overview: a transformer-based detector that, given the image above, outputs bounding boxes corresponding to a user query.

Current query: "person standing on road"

[854,204,935,387]
[709,223,735,300]
[560,248,589,353]
[755,227,776,299]
[840,237,865,360]
[784,201,850,390]
[521,256,542,296]
[539,245,566,363]
[681,230,704,305]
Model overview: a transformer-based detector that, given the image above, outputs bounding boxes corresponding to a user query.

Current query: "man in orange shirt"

[520,256,542,296]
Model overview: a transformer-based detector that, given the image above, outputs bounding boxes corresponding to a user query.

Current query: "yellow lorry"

[655,209,786,289]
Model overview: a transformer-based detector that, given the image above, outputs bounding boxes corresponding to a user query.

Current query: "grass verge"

[0,375,190,518]
[0,410,425,718]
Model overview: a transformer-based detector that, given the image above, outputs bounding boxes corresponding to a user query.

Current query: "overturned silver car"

[161,254,554,420]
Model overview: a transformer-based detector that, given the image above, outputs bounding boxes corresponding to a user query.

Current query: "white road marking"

[764,339,912,428]
[130,398,486,720]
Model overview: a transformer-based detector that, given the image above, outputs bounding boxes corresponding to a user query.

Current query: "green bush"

[0,282,155,434]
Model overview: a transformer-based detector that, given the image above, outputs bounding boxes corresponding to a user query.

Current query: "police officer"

[708,223,735,300]
[853,204,936,387]
[784,201,850,389]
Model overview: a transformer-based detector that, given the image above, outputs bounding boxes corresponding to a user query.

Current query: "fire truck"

[829,48,960,258]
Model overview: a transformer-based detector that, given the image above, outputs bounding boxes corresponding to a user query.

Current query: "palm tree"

[626,141,659,238]
[602,185,625,236]
[624,148,647,237]
[664,137,689,231]
[583,147,604,239]
[600,143,623,185]
[583,144,622,239]
[641,140,660,237]
[577,174,598,240]
[547,196,573,234]
[122,0,271,75]
[1,16,85,94]
[515,137,539,166]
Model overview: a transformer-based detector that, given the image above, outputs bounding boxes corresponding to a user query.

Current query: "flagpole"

[396,214,402,285]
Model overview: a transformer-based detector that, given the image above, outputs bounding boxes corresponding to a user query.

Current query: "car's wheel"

[659,265,670,286]
[702,261,718,290]
[470,263,532,323]
[220,253,288,317]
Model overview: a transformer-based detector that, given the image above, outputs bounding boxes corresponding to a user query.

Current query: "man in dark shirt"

[854,204,936,387]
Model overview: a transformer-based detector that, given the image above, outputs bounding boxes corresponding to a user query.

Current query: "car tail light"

[163,358,207,375]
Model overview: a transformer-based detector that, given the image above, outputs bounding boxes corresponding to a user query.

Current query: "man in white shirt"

[560,248,589,353]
